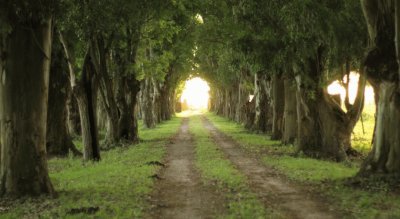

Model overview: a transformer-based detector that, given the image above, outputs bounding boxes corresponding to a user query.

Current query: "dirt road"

[201,116,339,219]
[147,118,224,219]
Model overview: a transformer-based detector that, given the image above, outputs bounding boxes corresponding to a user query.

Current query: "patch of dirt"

[146,118,225,219]
[201,116,340,219]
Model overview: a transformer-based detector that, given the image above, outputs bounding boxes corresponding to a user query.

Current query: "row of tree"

[0,0,399,198]
[199,0,400,176]
[0,0,198,197]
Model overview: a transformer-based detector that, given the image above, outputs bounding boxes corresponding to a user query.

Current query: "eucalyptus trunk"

[359,0,400,174]
[0,17,54,196]
[59,33,100,161]
[67,92,81,136]
[253,73,271,133]
[282,78,297,145]
[46,39,79,157]
[141,78,156,128]
[296,52,365,161]
[271,73,285,140]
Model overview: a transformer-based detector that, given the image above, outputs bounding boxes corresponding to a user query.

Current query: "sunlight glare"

[181,77,210,110]
[327,72,375,105]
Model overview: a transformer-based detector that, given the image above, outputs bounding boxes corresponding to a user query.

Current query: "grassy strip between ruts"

[189,115,282,219]
[1,117,182,219]
[205,112,400,219]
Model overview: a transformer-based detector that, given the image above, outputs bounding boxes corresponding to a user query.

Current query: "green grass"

[205,112,400,219]
[263,156,358,182]
[189,115,281,219]
[1,117,182,219]
[352,103,375,154]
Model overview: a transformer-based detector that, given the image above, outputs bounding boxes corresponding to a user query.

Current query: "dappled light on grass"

[180,77,210,111]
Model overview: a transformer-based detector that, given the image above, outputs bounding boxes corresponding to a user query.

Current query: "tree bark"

[116,77,140,142]
[282,78,297,145]
[253,72,272,133]
[271,73,285,140]
[141,78,156,128]
[0,17,54,196]
[90,37,120,146]
[46,38,80,157]
[59,33,100,161]
[296,53,365,161]
[67,92,81,136]
[359,0,400,175]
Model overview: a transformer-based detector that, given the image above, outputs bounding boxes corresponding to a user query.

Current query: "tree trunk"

[235,80,248,123]
[90,37,120,146]
[282,78,297,145]
[244,99,256,130]
[117,77,140,142]
[271,73,285,140]
[360,82,400,173]
[67,92,81,136]
[253,72,272,133]
[359,0,400,175]
[141,78,156,128]
[0,18,54,196]
[295,54,365,161]
[59,33,101,161]
[46,38,79,157]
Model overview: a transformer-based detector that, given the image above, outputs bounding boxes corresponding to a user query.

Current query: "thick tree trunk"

[67,92,81,136]
[0,18,54,196]
[75,86,100,161]
[244,99,256,130]
[97,95,108,133]
[228,88,236,120]
[90,37,120,146]
[282,78,297,145]
[59,34,101,161]
[359,0,400,175]
[271,73,285,140]
[46,39,79,157]
[116,77,140,142]
[141,78,156,128]
[296,57,365,161]
[253,73,271,133]
[235,81,248,123]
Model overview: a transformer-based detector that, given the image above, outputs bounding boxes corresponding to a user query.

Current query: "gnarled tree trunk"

[296,50,365,161]
[271,73,285,140]
[59,33,100,161]
[282,77,297,145]
[359,0,400,175]
[253,72,272,133]
[0,17,54,196]
[46,38,80,157]
[141,77,156,128]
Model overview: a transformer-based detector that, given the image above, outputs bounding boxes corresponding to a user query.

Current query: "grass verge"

[205,112,400,219]
[1,117,182,219]
[189,115,281,219]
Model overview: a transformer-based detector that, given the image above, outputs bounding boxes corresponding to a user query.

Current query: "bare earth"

[146,118,225,219]
[201,116,339,219]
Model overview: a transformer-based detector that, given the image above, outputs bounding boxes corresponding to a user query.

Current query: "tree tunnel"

[0,0,399,199]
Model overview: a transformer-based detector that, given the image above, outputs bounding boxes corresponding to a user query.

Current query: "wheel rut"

[146,118,224,219]
[201,116,339,219]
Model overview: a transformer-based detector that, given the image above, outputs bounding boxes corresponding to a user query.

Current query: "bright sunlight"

[327,72,375,105]
[180,77,210,110]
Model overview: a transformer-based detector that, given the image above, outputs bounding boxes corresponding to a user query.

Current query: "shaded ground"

[201,116,339,219]
[147,118,225,219]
